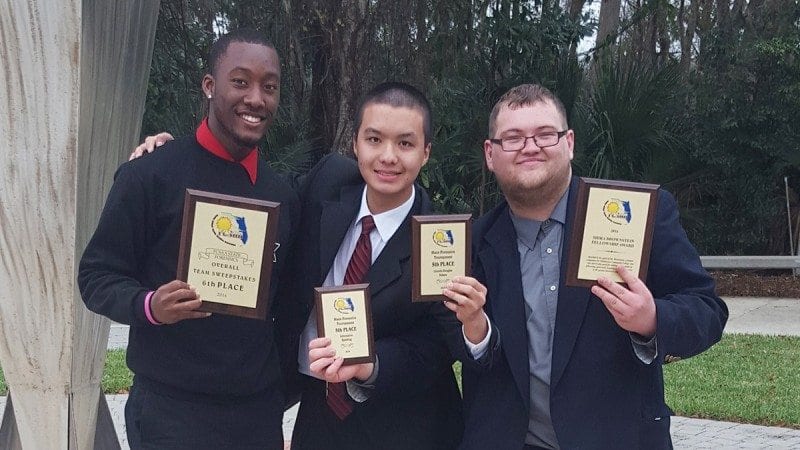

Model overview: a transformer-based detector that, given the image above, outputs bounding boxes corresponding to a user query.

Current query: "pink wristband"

[144,291,162,325]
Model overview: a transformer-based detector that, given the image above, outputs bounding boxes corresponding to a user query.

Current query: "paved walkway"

[3,296,799,449]
[721,297,800,336]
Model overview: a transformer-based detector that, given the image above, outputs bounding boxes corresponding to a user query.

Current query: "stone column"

[0,1,160,448]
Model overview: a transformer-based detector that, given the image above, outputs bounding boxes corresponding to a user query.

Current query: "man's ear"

[566,129,575,161]
[201,74,214,99]
[483,140,495,172]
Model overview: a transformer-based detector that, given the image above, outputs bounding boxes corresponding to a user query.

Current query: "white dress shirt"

[298,186,416,399]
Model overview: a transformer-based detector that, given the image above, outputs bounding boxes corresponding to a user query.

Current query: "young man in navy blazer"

[443,84,728,449]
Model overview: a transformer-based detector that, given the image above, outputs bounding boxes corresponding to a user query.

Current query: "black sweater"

[78,136,299,398]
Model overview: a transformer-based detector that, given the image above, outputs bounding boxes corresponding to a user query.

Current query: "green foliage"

[139,0,800,253]
[262,105,314,175]
[574,53,689,183]
[688,27,800,254]
[664,334,800,428]
[423,77,498,215]
[142,2,212,138]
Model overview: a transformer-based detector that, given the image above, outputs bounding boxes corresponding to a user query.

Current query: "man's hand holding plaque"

[591,265,658,338]
[149,280,210,324]
[442,276,489,344]
[307,336,375,383]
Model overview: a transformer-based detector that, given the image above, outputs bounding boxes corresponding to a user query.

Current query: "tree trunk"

[308,4,335,157]
[567,0,587,59]
[307,0,379,156]
[677,0,697,73]
[330,0,373,154]
[596,0,622,51]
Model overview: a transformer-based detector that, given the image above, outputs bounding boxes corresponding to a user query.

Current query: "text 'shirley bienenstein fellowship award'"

[177,189,279,320]
[315,284,375,365]
[566,178,659,287]
[411,215,472,302]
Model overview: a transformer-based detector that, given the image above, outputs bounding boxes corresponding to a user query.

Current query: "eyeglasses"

[489,130,569,152]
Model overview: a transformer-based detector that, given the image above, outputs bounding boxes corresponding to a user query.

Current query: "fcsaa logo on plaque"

[212,213,249,246]
[334,297,355,314]
[432,229,454,247]
[602,199,632,225]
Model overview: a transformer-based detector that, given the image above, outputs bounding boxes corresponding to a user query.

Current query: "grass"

[101,350,134,394]
[1,335,798,430]
[664,333,800,429]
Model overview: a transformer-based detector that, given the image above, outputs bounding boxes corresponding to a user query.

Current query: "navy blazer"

[455,177,727,450]
[276,154,463,449]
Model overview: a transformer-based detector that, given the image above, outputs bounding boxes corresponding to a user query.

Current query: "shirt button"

[546,248,553,254]
[549,285,556,291]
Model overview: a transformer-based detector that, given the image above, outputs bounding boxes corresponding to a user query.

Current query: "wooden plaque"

[411,214,472,302]
[315,284,375,365]
[565,178,659,288]
[176,189,279,320]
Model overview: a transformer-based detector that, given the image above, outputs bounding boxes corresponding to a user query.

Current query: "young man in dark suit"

[79,29,299,449]
[277,82,462,449]
[442,84,728,449]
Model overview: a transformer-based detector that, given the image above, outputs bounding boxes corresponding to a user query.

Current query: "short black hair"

[353,82,433,145]
[207,28,276,76]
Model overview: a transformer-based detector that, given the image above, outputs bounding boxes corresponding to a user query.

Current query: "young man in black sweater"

[78,29,299,449]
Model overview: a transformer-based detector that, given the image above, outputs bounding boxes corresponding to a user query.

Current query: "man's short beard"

[498,178,544,207]
[221,119,264,149]
[233,133,261,148]
[497,165,572,212]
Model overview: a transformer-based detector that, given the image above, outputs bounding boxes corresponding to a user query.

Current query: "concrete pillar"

[0,1,160,448]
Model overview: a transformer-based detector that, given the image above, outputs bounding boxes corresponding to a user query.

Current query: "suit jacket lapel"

[319,184,362,282]
[551,177,591,389]
[481,206,531,409]
[365,187,424,297]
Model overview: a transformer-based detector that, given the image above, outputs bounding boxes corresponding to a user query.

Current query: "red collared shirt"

[195,118,259,184]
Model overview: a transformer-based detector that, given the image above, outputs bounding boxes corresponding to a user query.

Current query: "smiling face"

[484,100,574,211]
[353,103,430,214]
[202,41,280,160]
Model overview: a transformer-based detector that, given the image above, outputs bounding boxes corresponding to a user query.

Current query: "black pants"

[290,375,374,450]
[125,379,284,450]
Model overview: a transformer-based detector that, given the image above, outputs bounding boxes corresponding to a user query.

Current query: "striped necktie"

[327,215,375,420]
